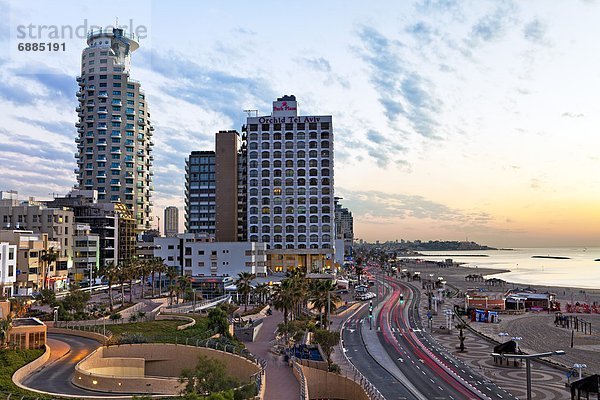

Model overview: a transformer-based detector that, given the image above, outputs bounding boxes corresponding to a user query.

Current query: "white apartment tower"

[246,96,334,272]
[75,27,154,232]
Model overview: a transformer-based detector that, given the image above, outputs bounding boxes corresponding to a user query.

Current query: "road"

[21,334,126,397]
[345,268,515,399]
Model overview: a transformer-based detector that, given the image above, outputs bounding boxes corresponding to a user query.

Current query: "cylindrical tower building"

[74,27,154,232]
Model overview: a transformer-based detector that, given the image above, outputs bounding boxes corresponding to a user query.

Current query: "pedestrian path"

[417,290,570,399]
[242,310,300,400]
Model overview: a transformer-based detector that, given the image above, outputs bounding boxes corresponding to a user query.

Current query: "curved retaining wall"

[297,363,369,400]
[48,327,109,343]
[155,314,196,330]
[12,344,51,387]
[74,343,261,395]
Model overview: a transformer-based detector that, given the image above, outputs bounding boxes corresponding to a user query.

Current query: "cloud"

[562,112,584,118]
[523,18,548,45]
[467,3,517,46]
[356,26,442,139]
[297,56,350,89]
[138,49,275,127]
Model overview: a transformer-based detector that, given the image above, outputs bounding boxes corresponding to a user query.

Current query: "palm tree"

[235,272,256,311]
[253,283,270,305]
[309,280,341,328]
[155,259,167,296]
[99,261,118,311]
[0,313,13,349]
[40,247,58,290]
[176,275,192,304]
[166,267,178,305]
[116,261,129,309]
[272,282,294,324]
[136,258,152,300]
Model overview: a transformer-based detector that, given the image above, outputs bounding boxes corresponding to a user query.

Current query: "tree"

[313,328,340,369]
[253,283,270,305]
[40,247,58,290]
[116,261,129,308]
[309,280,340,329]
[137,259,151,299]
[235,272,256,311]
[166,267,178,305]
[35,288,57,307]
[61,288,91,316]
[99,261,118,311]
[272,280,294,323]
[354,263,364,286]
[208,305,230,336]
[179,355,239,397]
[177,275,192,304]
[456,322,468,352]
[0,313,13,349]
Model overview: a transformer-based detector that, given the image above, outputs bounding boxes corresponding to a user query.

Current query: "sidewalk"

[242,309,300,400]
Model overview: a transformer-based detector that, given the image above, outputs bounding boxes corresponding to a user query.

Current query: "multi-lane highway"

[342,268,515,399]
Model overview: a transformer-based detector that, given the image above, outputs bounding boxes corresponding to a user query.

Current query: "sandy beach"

[397,261,600,375]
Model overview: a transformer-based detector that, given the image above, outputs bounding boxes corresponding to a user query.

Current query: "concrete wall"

[155,314,195,330]
[299,363,369,400]
[12,344,51,386]
[48,327,109,343]
[74,343,261,395]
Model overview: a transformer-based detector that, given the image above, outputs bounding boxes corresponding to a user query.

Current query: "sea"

[403,247,600,290]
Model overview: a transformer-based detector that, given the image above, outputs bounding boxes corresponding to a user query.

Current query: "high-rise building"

[185,151,216,236]
[164,206,179,237]
[246,95,334,272]
[334,198,354,257]
[215,130,241,242]
[74,27,154,232]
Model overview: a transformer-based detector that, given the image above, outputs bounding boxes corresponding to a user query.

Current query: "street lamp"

[491,350,566,400]
[573,363,587,380]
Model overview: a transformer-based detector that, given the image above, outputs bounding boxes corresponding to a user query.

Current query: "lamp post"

[491,350,566,400]
[573,363,587,380]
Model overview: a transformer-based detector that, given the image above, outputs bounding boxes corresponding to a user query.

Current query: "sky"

[0,0,599,248]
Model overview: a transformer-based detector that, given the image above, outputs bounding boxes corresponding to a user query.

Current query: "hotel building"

[74,27,154,232]
[245,95,334,272]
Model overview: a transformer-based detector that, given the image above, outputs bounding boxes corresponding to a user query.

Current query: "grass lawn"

[108,315,214,344]
[0,348,49,398]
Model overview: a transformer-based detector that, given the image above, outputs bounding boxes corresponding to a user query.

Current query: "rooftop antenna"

[244,109,258,117]
[115,17,119,27]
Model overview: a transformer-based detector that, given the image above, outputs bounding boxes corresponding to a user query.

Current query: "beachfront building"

[0,242,16,297]
[246,95,335,272]
[74,27,154,232]
[154,233,267,277]
[334,198,354,257]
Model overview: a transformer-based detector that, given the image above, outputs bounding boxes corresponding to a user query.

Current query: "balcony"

[85,164,94,170]
[98,91,108,98]
[110,165,122,170]
[112,100,122,106]
[97,124,107,130]
[97,109,108,114]
[111,149,122,154]
[76,92,83,98]
[74,152,80,158]
[111,182,121,187]
[96,172,106,177]
[75,122,83,128]
[110,132,122,138]
[74,168,80,174]
[138,120,146,126]
[76,106,82,113]
[86,85,95,92]
[111,115,122,121]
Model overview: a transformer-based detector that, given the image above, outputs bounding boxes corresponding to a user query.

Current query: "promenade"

[242,310,300,400]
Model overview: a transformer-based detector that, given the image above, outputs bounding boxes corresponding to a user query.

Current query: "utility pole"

[369,299,373,330]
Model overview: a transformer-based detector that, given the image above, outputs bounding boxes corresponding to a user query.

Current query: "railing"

[291,357,309,400]
[164,294,231,313]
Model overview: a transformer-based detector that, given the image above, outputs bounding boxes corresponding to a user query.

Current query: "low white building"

[0,242,17,297]
[154,234,267,277]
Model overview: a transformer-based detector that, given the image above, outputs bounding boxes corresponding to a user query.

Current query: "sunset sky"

[1,0,599,247]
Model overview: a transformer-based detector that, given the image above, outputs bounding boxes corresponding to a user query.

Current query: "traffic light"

[400,293,404,304]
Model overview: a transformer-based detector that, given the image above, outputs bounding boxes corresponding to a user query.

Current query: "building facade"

[334,198,354,257]
[0,192,75,266]
[46,190,136,268]
[72,224,100,284]
[0,242,16,297]
[185,151,216,235]
[154,234,267,277]
[215,130,240,242]
[74,27,154,232]
[164,206,179,237]
[246,95,334,272]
